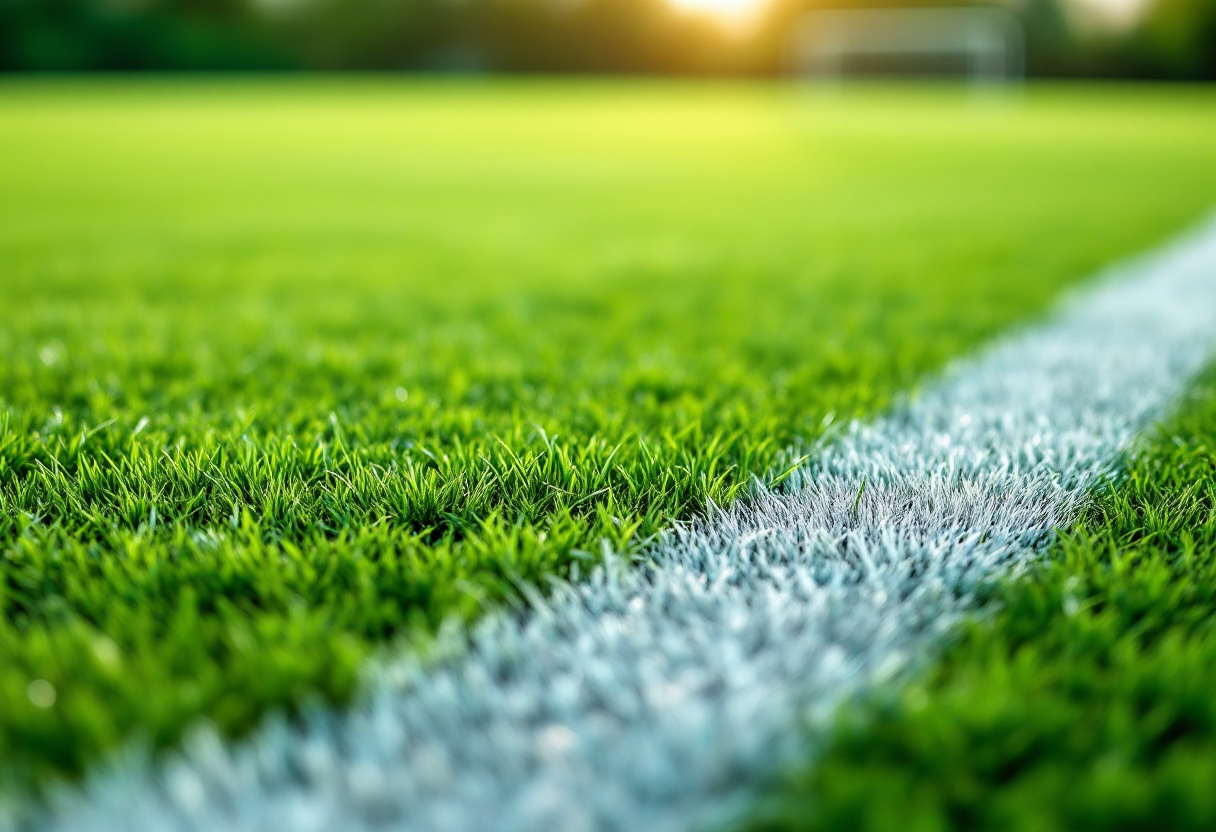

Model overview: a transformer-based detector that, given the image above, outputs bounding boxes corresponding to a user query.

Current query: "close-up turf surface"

[740,367,1216,832]
[3,79,1216,820]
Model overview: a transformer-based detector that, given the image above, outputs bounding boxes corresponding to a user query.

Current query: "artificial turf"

[736,372,1216,832]
[2,80,1216,789]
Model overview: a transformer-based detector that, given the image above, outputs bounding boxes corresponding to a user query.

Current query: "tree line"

[1,0,1212,78]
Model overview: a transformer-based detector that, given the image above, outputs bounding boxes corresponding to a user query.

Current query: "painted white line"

[35,217,1216,832]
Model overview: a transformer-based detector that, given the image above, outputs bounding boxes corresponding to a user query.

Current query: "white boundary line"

[33,217,1216,832]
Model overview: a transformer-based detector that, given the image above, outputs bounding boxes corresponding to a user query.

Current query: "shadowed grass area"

[2,80,1216,787]
[738,367,1216,832]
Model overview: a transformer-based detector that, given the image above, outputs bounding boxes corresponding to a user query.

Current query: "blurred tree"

[0,0,288,70]
[1133,0,1216,78]
[1020,0,1080,75]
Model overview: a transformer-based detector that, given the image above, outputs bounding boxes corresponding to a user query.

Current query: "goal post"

[789,7,1025,85]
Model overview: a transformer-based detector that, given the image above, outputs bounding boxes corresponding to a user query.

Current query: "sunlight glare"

[668,0,767,22]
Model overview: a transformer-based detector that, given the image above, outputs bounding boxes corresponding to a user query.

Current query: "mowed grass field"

[2,79,1216,796]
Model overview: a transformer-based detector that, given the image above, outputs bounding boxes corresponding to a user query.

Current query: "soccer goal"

[789,7,1025,85]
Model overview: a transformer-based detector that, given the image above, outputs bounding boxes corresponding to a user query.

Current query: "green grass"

[737,372,1216,832]
[2,79,1216,788]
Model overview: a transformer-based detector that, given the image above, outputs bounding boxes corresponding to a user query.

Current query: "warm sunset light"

[668,0,767,21]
